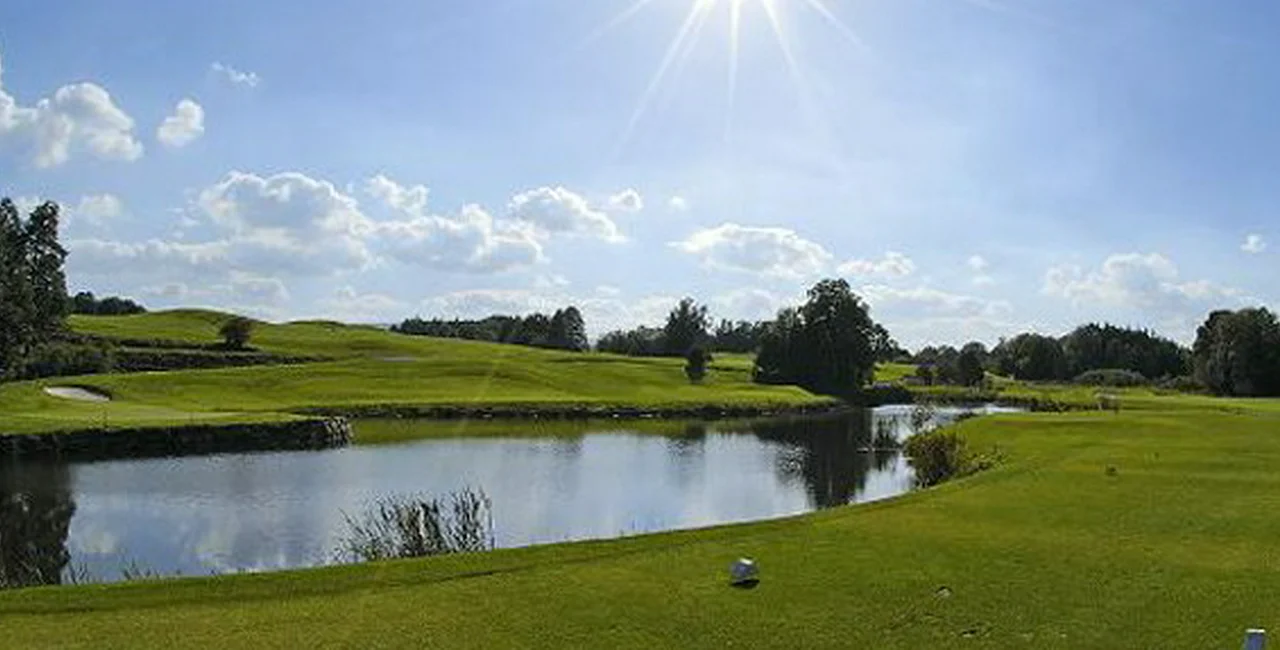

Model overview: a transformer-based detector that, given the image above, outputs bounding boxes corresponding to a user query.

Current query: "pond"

[0,405,1012,588]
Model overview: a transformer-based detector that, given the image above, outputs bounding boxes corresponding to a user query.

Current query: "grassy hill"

[0,311,825,435]
[5,396,1280,646]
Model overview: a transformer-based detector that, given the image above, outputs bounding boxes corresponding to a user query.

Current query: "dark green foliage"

[710,319,769,353]
[0,463,75,589]
[662,298,710,356]
[392,306,588,352]
[1060,323,1186,379]
[0,198,69,378]
[13,342,116,380]
[69,291,146,315]
[219,317,255,350]
[1192,308,1280,396]
[753,279,879,393]
[990,333,1068,381]
[871,323,908,362]
[596,325,665,356]
[903,428,968,488]
[684,347,710,384]
[955,347,985,387]
[1073,369,1148,387]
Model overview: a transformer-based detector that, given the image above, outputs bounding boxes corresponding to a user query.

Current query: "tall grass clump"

[337,488,494,563]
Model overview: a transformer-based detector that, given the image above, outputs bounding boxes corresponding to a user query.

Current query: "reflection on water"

[0,405,995,586]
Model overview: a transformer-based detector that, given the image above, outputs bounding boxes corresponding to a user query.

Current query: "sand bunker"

[44,386,112,402]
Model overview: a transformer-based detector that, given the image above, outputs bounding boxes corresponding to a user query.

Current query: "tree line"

[68,291,146,316]
[392,307,589,352]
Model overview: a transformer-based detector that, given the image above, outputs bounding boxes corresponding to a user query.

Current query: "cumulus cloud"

[860,284,1011,319]
[71,194,124,222]
[670,223,831,278]
[711,288,797,321]
[0,51,143,167]
[669,196,689,212]
[508,186,624,242]
[607,189,644,213]
[67,238,230,277]
[837,252,916,279]
[366,175,544,273]
[375,205,545,273]
[365,174,428,214]
[157,99,205,148]
[316,287,406,322]
[1043,253,1242,313]
[1242,234,1267,254]
[967,255,989,271]
[210,62,260,88]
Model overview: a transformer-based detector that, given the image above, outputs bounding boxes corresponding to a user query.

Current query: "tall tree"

[754,279,879,393]
[0,199,35,375]
[662,298,710,357]
[1192,308,1280,396]
[24,201,68,340]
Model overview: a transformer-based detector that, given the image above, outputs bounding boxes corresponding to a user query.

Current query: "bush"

[684,347,710,384]
[1157,374,1206,393]
[1073,368,1148,387]
[12,342,115,380]
[219,317,255,350]
[903,429,968,488]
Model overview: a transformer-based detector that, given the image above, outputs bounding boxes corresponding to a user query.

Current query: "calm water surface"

[0,405,1010,585]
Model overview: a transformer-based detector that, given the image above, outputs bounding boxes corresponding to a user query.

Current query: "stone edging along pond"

[0,417,352,462]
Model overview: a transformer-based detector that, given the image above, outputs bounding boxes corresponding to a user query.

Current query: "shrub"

[1073,368,1148,387]
[12,342,115,380]
[218,317,254,350]
[903,429,969,487]
[684,347,710,384]
[336,489,493,563]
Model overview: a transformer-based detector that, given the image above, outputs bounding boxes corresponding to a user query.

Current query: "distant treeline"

[392,307,588,352]
[596,298,907,362]
[68,291,146,316]
[912,323,1189,387]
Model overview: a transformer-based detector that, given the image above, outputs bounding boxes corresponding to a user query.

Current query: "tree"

[684,347,710,384]
[870,323,906,362]
[547,307,588,352]
[754,279,879,393]
[0,198,33,375]
[662,298,710,357]
[991,333,1067,381]
[23,202,67,339]
[1060,323,1187,379]
[1192,308,1280,396]
[219,317,255,350]
[955,346,985,387]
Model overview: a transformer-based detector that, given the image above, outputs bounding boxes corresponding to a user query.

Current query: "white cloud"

[157,99,205,148]
[967,255,989,271]
[227,271,289,305]
[197,170,375,273]
[0,51,143,167]
[72,194,124,222]
[668,196,689,212]
[508,186,624,242]
[419,289,676,338]
[366,175,544,273]
[210,62,260,88]
[607,189,644,213]
[837,252,916,279]
[67,238,230,277]
[596,285,621,297]
[365,174,428,214]
[533,273,569,289]
[670,223,831,278]
[1242,234,1267,254]
[711,288,798,321]
[1043,252,1241,313]
[860,284,1011,319]
[317,287,406,322]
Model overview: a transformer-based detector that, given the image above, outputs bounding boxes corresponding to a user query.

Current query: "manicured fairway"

[5,398,1280,648]
[0,311,825,435]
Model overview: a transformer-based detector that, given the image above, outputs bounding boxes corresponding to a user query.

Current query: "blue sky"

[1,0,1277,348]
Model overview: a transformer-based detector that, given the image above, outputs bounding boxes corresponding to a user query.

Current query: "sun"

[586,0,867,151]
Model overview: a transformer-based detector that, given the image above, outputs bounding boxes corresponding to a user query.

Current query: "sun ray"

[725,0,745,141]
[575,0,658,52]
[616,0,718,153]
[798,0,869,52]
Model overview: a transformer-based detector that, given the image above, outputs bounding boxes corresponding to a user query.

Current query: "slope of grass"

[6,399,1280,647]
[0,311,825,435]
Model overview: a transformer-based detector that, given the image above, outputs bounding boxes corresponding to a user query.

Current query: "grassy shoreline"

[5,398,1280,647]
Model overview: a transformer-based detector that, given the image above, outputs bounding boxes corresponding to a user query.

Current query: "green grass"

[0,311,825,436]
[7,397,1280,647]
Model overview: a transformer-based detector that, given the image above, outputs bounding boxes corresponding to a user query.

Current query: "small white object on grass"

[1245,629,1267,650]
[730,558,758,585]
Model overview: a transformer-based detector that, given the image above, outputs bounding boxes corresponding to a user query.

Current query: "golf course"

[0,310,1277,647]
